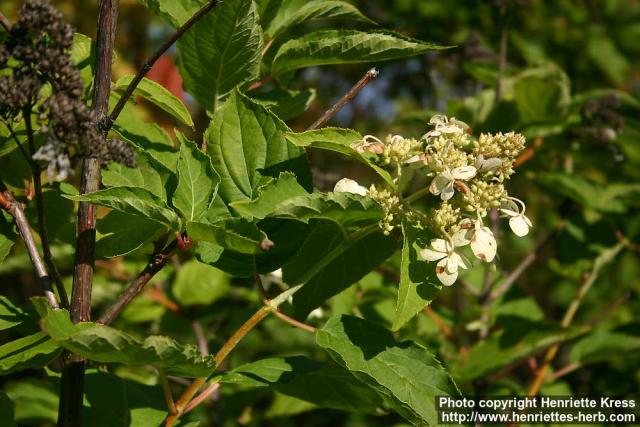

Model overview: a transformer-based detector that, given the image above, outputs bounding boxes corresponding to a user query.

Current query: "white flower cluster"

[336,115,531,287]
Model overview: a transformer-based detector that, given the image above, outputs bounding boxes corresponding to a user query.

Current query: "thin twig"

[0,186,59,308]
[273,310,317,333]
[105,0,221,130]
[192,320,209,356]
[307,67,379,131]
[183,382,220,414]
[0,12,10,32]
[23,108,69,307]
[98,239,178,325]
[527,242,625,396]
[159,370,177,415]
[424,306,452,337]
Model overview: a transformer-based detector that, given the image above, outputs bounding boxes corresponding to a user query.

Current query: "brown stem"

[59,2,120,426]
[23,109,69,308]
[0,12,10,32]
[273,310,317,333]
[182,382,220,414]
[307,67,379,131]
[105,0,221,130]
[191,320,209,356]
[527,242,625,396]
[0,186,58,308]
[159,371,177,415]
[98,239,177,325]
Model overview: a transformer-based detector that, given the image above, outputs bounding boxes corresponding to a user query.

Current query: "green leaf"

[25,184,75,243]
[205,90,311,204]
[251,88,316,120]
[176,0,263,111]
[95,211,165,259]
[187,218,267,254]
[41,308,216,377]
[138,0,207,27]
[172,259,231,307]
[0,296,33,331]
[65,187,182,231]
[392,221,440,331]
[4,379,58,424]
[569,324,640,365]
[102,154,168,202]
[265,0,375,39]
[221,356,382,413]
[286,222,397,318]
[173,140,220,222]
[0,332,61,375]
[114,75,194,127]
[285,128,394,186]
[69,33,95,89]
[317,315,460,425]
[0,211,17,263]
[513,65,570,123]
[272,29,447,77]
[230,172,308,218]
[111,96,179,172]
[0,391,16,427]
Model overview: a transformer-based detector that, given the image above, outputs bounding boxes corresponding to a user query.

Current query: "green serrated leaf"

[392,221,441,331]
[114,75,194,127]
[513,65,571,123]
[317,315,460,425]
[173,140,220,222]
[172,260,231,307]
[272,29,448,76]
[221,356,382,413]
[286,222,397,318]
[0,296,33,331]
[4,379,58,425]
[41,308,216,377]
[137,0,207,27]
[265,0,375,39]
[0,211,17,263]
[251,88,316,120]
[205,90,311,204]
[230,172,308,218]
[0,332,61,376]
[65,187,182,231]
[95,211,165,259]
[177,0,262,110]
[285,128,394,186]
[102,154,168,202]
[187,218,267,254]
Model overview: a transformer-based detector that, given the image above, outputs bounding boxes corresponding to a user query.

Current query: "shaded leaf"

[392,221,440,331]
[187,219,267,254]
[41,308,216,377]
[95,211,165,259]
[114,75,193,127]
[230,172,308,218]
[0,296,33,331]
[0,212,17,263]
[0,332,61,375]
[272,29,447,76]
[513,65,570,123]
[138,0,207,27]
[569,324,640,365]
[177,0,262,110]
[172,259,231,307]
[251,88,316,120]
[317,315,460,425]
[0,391,16,427]
[4,379,58,425]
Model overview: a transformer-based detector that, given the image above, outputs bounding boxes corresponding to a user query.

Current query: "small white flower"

[334,178,368,196]
[429,165,477,201]
[420,238,470,286]
[453,218,497,262]
[475,154,503,174]
[500,197,532,237]
[423,115,469,139]
[307,307,324,320]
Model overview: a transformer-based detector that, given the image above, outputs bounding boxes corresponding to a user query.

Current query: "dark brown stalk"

[0,186,59,308]
[59,2,120,426]
[307,67,379,131]
[105,0,220,130]
[23,109,69,307]
[97,239,177,325]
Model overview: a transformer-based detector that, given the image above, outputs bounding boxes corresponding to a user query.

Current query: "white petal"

[524,214,533,227]
[440,181,455,201]
[470,227,497,262]
[436,258,458,286]
[420,248,446,262]
[334,178,368,196]
[509,215,530,237]
[458,253,472,269]
[429,174,450,195]
[479,157,503,173]
[452,229,472,247]
[430,239,450,253]
[451,166,477,180]
[500,199,520,216]
[447,253,467,273]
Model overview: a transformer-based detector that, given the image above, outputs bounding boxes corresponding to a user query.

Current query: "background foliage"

[0,0,639,426]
